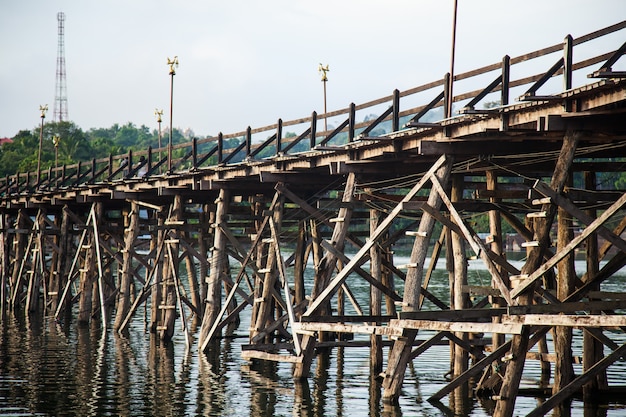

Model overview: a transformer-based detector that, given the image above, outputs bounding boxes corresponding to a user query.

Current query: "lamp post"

[447,0,458,119]
[155,108,163,174]
[167,56,178,173]
[52,135,60,187]
[318,63,329,131]
[37,104,48,183]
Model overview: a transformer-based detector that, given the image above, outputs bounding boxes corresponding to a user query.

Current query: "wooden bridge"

[2,20,626,417]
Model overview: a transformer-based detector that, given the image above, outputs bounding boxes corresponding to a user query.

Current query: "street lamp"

[447,0,458,119]
[155,108,163,174]
[37,104,48,183]
[52,135,60,187]
[167,56,178,173]
[318,63,329,131]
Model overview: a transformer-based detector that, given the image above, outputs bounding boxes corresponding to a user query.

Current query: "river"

[1,258,626,416]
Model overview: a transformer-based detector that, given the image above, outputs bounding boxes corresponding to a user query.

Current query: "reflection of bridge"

[2,21,626,417]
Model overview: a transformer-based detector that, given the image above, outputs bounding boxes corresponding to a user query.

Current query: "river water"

[1,258,626,416]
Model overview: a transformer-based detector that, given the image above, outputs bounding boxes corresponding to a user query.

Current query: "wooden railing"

[1,21,625,197]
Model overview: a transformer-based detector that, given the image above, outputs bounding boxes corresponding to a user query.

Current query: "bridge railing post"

[348,103,356,142]
[246,126,252,158]
[310,112,317,150]
[192,138,198,170]
[147,146,153,175]
[392,89,400,132]
[218,132,224,164]
[443,72,452,119]
[276,118,283,155]
[564,34,573,91]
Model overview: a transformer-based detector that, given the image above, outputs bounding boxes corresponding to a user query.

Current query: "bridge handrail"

[2,20,625,196]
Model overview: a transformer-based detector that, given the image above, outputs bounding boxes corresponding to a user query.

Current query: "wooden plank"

[508,314,626,328]
[511,189,626,299]
[399,308,507,321]
[241,350,303,364]
[508,299,626,315]
[391,319,523,335]
[292,321,404,337]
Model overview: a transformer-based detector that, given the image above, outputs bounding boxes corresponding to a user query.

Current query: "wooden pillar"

[0,212,8,319]
[582,171,607,399]
[382,158,452,403]
[160,194,182,341]
[552,177,575,410]
[114,201,139,331]
[199,188,230,349]
[293,220,307,310]
[10,210,27,310]
[252,197,283,342]
[451,175,469,378]
[150,209,165,333]
[486,170,506,348]
[197,204,211,309]
[77,222,96,325]
[494,130,579,417]
[369,203,384,373]
[294,173,356,377]
[250,194,267,339]
[183,224,202,328]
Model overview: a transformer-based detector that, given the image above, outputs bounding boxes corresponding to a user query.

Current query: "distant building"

[0,138,13,146]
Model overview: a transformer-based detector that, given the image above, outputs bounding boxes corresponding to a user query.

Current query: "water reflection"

[2,261,626,416]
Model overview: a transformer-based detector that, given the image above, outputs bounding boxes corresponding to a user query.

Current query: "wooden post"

[582,171,607,399]
[486,170,506,349]
[370,202,383,373]
[252,196,284,342]
[10,210,27,310]
[183,224,202,327]
[199,188,230,349]
[382,157,452,403]
[78,222,96,325]
[293,220,307,310]
[0,212,8,319]
[451,175,469,379]
[160,194,182,341]
[150,210,165,333]
[114,201,139,331]
[552,175,575,406]
[494,130,580,417]
[294,173,356,377]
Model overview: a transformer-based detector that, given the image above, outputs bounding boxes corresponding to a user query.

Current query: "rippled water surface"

[2,259,626,416]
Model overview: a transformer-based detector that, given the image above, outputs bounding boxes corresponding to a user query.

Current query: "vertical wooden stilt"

[295,173,356,376]
[494,130,579,417]
[10,210,27,310]
[78,224,96,325]
[160,194,182,341]
[293,220,307,311]
[369,203,383,373]
[486,170,506,349]
[552,175,575,401]
[382,157,452,403]
[199,188,230,350]
[0,212,8,320]
[451,175,469,380]
[150,210,165,333]
[114,202,139,331]
[582,171,607,399]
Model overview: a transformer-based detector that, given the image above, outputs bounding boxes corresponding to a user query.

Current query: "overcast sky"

[1,1,624,139]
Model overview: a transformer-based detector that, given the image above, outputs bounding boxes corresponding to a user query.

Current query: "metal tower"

[53,12,68,122]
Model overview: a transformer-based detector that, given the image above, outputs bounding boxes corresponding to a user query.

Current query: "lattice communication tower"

[53,12,68,122]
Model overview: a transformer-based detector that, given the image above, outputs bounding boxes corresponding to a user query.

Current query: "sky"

[1,1,624,139]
